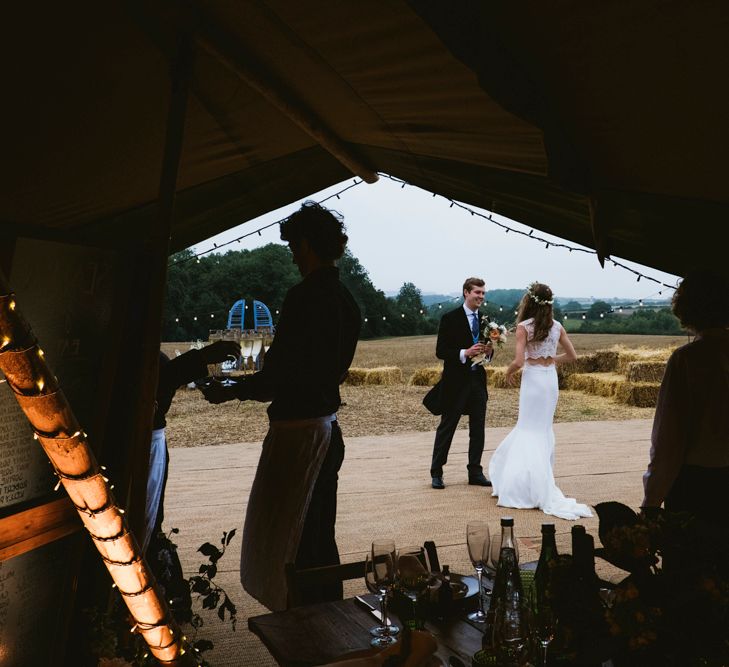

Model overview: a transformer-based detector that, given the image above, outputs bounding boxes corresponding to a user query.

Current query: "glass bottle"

[492,546,528,666]
[567,528,607,666]
[483,517,517,650]
[534,523,558,602]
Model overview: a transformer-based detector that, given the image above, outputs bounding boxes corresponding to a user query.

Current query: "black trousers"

[294,421,345,604]
[430,372,486,477]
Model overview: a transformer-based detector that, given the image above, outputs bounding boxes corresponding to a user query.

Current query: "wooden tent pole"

[196,29,379,184]
[0,285,184,663]
[124,20,196,546]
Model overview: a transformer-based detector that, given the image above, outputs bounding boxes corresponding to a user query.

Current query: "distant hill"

[421,293,458,306]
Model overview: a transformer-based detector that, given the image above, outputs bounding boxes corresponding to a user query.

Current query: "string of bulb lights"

[0,288,198,664]
[168,179,366,267]
[168,172,678,327]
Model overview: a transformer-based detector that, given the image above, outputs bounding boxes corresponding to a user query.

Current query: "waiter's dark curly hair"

[672,270,729,332]
[280,201,348,261]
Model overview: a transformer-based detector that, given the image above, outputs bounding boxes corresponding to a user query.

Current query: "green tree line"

[163,245,681,340]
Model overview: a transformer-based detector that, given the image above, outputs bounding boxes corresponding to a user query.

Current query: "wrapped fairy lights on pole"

[0,281,185,664]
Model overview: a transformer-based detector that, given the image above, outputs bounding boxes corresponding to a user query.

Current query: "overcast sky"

[190,176,680,303]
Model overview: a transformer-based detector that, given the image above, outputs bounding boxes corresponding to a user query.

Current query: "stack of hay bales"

[344,366,403,386]
[562,346,672,408]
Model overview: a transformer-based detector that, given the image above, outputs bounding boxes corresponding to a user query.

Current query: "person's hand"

[466,343,485,359]
[200,382,239,404]
[506,371,517,387]
[200,340,241,365]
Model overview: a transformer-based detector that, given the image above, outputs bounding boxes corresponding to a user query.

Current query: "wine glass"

[368,541,399,646]
[467,521,490,622]
[529,588,556,667]
[396,546,431,629]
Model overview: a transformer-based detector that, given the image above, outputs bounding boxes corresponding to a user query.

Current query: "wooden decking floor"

[164,419,651,666]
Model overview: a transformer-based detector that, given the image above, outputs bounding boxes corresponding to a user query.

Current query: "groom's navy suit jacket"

[436,307,489,415]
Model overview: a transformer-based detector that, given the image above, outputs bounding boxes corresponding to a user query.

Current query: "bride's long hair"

[516,282,554,341]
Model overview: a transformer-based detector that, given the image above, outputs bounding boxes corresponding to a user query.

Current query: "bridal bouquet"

[471,316,508,366]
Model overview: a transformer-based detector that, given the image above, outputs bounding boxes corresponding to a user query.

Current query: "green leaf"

[198,542,223,562]
[190,577,211,595]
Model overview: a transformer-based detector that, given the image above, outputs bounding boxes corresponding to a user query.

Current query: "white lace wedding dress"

[488,319,592,520]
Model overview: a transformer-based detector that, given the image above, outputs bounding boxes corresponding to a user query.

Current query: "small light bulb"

[37,378,45,392]
[9,300,16,310]
[1,336,10,348]
[37,348,45,357]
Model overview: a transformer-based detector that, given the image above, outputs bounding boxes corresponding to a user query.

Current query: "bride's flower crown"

[527,282,554,306]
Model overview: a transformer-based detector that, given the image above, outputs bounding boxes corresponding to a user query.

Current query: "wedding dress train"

[489,362,592,520]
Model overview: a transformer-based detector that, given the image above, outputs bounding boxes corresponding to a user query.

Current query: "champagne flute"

[467,521,490,622]
[529,588,556,667]
[369,541,399,646]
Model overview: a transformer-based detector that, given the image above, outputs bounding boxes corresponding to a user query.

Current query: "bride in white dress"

[489,282,592,520]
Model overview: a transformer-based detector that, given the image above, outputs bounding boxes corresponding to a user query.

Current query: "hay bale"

[625,361,666,383]
[562,353,602,375]
[564,372,624,398]
[344,368,369,386]
[616,348,673,375]
[489,367,520,388]
[409,367,442,386]
[593,350,619,372]
[615,382,661,407]
[364,366,403,385]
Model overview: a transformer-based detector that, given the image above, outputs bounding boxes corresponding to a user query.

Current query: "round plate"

[448,573,478,600]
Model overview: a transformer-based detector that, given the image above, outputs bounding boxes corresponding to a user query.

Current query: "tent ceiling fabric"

[2,1,727,276]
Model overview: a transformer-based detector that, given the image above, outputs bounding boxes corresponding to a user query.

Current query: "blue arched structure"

[252,300,273,329]
[227,299,245,329]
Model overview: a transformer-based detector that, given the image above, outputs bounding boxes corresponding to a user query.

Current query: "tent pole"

[196,30,378,184]
[123,22,196,543]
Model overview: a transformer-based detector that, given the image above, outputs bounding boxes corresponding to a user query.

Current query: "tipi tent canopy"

[4,1,728,275]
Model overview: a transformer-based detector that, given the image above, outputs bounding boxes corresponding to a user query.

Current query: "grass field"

[164,333,686,448]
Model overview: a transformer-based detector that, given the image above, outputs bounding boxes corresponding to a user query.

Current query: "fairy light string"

[167,172,678,326]
[0,290,191,665]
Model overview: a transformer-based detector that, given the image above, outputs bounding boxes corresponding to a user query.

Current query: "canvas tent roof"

[3,0,728,275]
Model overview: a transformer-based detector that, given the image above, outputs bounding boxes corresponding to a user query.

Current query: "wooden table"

[249,592,487,666]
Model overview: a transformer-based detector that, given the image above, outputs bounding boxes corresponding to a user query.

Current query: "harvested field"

[166,383,655,447]
[164,333,679,447]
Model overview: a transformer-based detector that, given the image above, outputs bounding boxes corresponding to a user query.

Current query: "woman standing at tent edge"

[489,282,592,520]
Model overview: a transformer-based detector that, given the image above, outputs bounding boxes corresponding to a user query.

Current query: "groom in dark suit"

[430,277,492,489]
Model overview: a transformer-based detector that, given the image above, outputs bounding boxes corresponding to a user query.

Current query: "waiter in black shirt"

[203,202,361,609]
